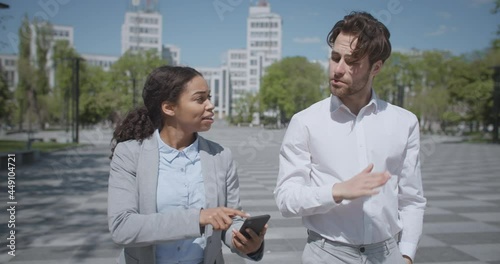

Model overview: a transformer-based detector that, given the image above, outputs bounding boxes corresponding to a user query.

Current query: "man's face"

[328,32,377,99]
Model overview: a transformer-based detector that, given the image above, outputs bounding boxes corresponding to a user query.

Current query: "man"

[274,11,426,264]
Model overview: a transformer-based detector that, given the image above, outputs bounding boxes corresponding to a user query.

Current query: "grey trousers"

[302,231,406,264]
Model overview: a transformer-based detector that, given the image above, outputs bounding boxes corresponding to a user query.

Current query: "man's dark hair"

[327,11,392,65]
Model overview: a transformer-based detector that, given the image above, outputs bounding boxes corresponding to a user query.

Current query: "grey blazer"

[108,134,264,264]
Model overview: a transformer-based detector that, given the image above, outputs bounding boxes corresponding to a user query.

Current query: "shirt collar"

[330,89,379,114]
[155,130,199,163]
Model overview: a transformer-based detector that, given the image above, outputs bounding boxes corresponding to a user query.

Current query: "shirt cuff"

[317,185,336,206]
[398,241,417,261]
[247,241,264,261]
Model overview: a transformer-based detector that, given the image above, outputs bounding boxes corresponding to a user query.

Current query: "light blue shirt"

[155,130,206,264]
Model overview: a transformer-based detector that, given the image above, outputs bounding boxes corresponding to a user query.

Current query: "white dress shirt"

[274,92,426,260]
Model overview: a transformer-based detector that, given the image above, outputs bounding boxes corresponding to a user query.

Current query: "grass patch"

[0,140,79,153]
[462,132,494,143]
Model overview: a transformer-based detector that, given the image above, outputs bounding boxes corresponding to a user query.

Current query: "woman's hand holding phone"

[232,223,268,255]
[232,214,270,254]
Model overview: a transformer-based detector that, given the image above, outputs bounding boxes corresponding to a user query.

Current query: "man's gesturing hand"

[200,207,250,231]
[332,163,391,203]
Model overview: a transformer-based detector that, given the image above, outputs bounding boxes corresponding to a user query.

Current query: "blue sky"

[0,0,498,67]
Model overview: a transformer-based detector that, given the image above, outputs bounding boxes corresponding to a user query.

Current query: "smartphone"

[239,214,270,238]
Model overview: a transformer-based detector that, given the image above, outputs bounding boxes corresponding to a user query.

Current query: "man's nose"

[334,60,347,76]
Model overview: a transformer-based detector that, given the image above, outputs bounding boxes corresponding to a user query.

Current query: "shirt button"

[181,168,185,172]
[360,247,365,253]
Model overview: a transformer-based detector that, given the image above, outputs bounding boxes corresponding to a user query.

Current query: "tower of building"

[246,0,282,93]
[121,0,162,55]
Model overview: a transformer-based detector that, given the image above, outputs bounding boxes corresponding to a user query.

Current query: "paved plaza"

[1,122,500,263]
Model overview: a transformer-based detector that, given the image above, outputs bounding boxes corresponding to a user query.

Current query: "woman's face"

[168,75,214,133]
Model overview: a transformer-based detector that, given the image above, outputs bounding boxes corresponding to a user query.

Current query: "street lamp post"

[72,57,81,144]
[55,56,83,144]
[126,70,137,108]
[492,65,500,143]
[132,76,137,108]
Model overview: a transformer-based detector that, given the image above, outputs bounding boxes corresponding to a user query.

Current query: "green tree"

[108,49,166,120]
[448,54,493,133]
[52,39,79,128]
[373,51,416,104]
[232,91,259,124]
[15,16,53,130]
[260,56,327,124]
[0,67,13,125]
[33,20,53,128]
[491,0,500,49]
[406,50,454,133]
[15,14,34,131]
[79,65,116,125]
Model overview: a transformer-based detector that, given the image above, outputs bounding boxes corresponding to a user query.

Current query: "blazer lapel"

[137,135,159,214]
[199,137,218,209]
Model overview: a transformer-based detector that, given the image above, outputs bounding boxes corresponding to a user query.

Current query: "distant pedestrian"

[108,65,266,264]
[274,11,426,264]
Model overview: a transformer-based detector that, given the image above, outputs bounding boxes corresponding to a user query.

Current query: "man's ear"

[371,60,383,76]
[161,101,176,117]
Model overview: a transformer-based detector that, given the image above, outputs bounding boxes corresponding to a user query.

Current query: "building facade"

[121,1,162,55]
[81,54,119,72]
[226,49,247,100]
[196,67,232,119]
[0,54,18,91]
[162,44,181,66]
[245,0,282,93]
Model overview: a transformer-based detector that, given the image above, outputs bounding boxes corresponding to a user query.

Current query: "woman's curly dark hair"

[110,65,202,157]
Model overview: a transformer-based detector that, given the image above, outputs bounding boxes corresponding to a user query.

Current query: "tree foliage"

[15,14,33,130]
[260,56,327,124]
[233,91,259,124]
[108,49,167,119]
[0,67,13,124]
[52,39,79,126]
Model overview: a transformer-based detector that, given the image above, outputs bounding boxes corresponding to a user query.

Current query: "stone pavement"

[0,123,499,263]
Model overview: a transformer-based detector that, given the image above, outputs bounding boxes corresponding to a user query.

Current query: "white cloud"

[425,25,458,37]
[293,37,321,44]
[470,0,494,6]
[437,11,452,19]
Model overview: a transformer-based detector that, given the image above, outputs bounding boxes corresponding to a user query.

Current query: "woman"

[108,65,266,264]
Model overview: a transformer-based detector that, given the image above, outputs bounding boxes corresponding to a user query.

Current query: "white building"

[51,24,74,46]
[0,54,18,91]
[245,0,282,92]
[121,0,162,55]
[162,44,181,66]
[196,67,232,119]
[81,54,119,71]
[226,49,247,100]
